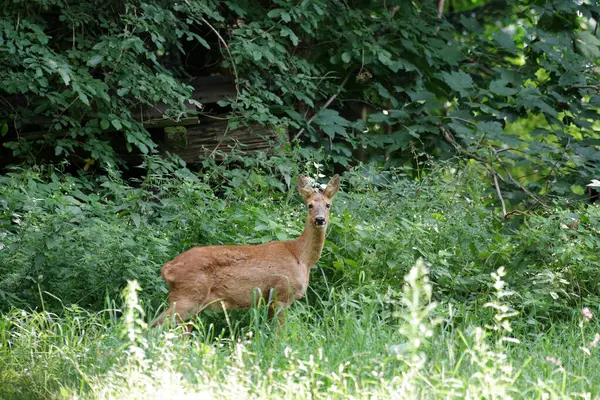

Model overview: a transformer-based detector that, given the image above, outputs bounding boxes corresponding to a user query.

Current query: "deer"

[151,174,340,328]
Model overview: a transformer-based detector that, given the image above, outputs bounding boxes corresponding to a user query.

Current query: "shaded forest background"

[0,0,599,313]
[1,0,599,204]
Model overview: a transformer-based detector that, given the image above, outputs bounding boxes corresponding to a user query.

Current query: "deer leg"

[268,302,287,326]
[152,280,210,329]
[151,298,196,328]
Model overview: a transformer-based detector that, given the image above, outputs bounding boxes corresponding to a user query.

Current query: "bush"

[1,154,598,320]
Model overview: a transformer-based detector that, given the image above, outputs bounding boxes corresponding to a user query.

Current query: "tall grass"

[1,263,600,399]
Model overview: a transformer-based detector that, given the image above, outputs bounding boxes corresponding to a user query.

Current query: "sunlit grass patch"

[2,262,600,399]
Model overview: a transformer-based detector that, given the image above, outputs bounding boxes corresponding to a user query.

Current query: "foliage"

[1,156,598,320]
[0,0,205,166]
[0,150,599,398]
[2,0,599,209]
[2,264,600,399]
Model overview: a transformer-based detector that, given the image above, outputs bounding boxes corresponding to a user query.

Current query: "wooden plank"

[3,75,236,134]
[165,120,282,165]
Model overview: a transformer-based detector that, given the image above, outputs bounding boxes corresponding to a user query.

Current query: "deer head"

[297,174,340,229]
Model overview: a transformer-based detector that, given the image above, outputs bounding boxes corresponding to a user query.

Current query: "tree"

[1,0,599,211]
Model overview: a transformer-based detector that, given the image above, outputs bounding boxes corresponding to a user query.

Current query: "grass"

[1,159,599,398]
[1,264,600,399]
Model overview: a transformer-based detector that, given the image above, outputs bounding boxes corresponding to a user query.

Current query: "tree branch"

[437,0,445,19]
[293,69,355,141]
[439,125,528,218]
[570,84,600,92]
[442,116,477,126]
[438,125,500,180]
[491,148,548,208]
[199,16,241,102]
[492,171,507,217]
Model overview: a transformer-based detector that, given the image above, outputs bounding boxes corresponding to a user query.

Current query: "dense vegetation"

[1,0,600,398]
[1,154,600,398]
[1,0,599,207]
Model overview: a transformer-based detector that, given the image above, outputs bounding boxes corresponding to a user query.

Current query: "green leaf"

[111,120,122,130]
[138,143,149,154]
[131,213,141,228]
[535,100,558,117]
[476,121,504,139]
[267,9,290,22]
[284,109,303,121]
[575,31,600,59]
[408,91,436,102]
[266,9,281,18]
[58,66,71,86]
[87,55,104,67]
[492,31,517,54]
[447,122,473,138]
[489,79,518,96]
[571,184,585,195]
[280,27,299,46]
[281,12,291,23]
[314,109,349,139]
[438,45,463,66]
[392,59,417,72]
[0,122,7,137]
[275,231,288,241]
[341,52,351,63]
[78,92,90,106]
[101,120,110,130]
[437,71,473,97]
[459,15,481,32]
[517,87,541,109]
[45,237,57,249]
[558,71,584,87]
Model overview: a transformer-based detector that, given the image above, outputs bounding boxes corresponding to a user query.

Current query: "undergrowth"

[1,153,599,398]
[1,154,598,318]
[1,263,600,399]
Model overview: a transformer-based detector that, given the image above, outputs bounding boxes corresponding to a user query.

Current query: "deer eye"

[326,203,331,209]
[308,204,314,209]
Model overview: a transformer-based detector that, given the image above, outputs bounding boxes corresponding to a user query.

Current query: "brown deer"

[152,174,340,327]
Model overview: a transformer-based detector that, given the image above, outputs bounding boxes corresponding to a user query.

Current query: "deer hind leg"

[151,297,200,328]
[268,302,287,326]
[265,286,291,326]
[152,283,210,328]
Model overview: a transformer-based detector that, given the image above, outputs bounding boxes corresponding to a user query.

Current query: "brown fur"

[152,174,340,327]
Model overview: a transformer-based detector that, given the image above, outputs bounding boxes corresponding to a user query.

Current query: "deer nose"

[315,217,326,225]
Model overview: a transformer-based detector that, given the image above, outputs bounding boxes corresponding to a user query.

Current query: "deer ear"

[297,176,314,199]
[323,174,340,199]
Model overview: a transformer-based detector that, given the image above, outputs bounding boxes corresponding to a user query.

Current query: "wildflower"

[590,334,600,349]
[582,307,593,322]
[545,356,564,371]
[580,347,591,356]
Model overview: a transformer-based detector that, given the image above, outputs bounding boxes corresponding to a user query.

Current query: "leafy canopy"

[1,0,599,206]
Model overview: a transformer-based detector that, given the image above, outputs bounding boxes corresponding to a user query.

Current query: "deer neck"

[295,216,326,268]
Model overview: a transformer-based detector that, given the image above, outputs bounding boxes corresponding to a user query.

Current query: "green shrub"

[1,154,598,318]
